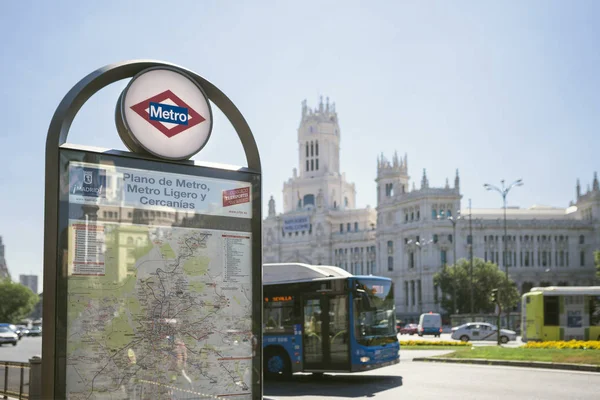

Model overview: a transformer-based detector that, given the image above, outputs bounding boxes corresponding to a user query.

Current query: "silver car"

[451,322,517,344]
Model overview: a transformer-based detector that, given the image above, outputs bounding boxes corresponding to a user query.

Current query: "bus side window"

[543,296,559,326]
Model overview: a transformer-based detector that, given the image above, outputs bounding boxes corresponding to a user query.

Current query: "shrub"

[399,340,470,347]
[523,340,600,350]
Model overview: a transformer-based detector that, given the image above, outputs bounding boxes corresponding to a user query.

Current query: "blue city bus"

[262,263,400,378]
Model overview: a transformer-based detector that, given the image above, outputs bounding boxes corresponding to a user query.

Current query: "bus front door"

[303,295,350,371]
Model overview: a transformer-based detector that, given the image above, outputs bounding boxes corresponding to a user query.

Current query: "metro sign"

[130,90,206,138]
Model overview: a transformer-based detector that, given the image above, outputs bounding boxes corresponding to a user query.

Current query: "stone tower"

[376,151,409,206]
[298,96,340,179]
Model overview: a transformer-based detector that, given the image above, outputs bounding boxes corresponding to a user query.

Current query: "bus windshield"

[353,278,396,346]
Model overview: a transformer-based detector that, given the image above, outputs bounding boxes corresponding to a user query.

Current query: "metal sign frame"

[43,60,262,399]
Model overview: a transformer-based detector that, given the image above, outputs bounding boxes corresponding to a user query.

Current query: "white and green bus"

[521,286,600,342]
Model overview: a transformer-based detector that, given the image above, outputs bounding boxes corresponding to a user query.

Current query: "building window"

[409,252,415,269]
[354,222,358,231]
[311,159,314,171]
[387,256,394,271]
[306,142,309,157]
[303,194,315,207]
[306,160,309,171]
[387,240,394,254]
[315,159,319,170]
[447,210,452,218]
[411,212,414,221]
[404,281,409,307]
[411,281,415,305]
[339,224,343,233]
[344,197,349,207]
[310,141,314,156]
[484,251,488,262]
[448,234,453,243]
[580,251,585,267]
[347,223,351,232]
[542,251,547,267]
[417,210,420,220]
[441,250,447,266]
[405,213,409,222]
[524,252,530,267]
[432,209,437,219]
[433,234,438,244]
[579,235,585,245]
[467,235,472,245]
[315,140,319,156]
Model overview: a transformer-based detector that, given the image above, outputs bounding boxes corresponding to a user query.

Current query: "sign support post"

[43,60,262,399]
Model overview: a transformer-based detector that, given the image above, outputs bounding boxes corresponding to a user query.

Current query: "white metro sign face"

[117,67,213,160]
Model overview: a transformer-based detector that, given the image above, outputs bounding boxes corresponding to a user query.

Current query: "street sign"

[116,67,213,160]
[43,61,262,400]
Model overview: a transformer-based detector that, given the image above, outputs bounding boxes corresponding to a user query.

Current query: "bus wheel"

[264,348,291,379]
[460,335,469,342]
[500,336,509,344]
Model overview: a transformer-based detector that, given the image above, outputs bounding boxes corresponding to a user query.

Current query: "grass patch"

[399,340,469,347]
[439,347,600,366]
[402,346,466,350]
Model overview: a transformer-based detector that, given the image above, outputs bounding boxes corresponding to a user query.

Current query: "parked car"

[0,326,18,346]
[0,323,23,340]
[16,325,30,336]
[451,322,517,344]
[399,323,418,335]
[27,326,42,337]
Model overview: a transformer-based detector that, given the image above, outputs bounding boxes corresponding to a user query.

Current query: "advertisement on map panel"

[65,163,253,399]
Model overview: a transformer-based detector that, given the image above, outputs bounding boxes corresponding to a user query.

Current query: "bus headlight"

[360,357,370,363]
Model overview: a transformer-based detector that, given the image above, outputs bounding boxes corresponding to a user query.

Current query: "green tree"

[433,258,520,315]
[0,279,39,323]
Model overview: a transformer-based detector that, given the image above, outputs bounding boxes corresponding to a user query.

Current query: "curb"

[412,357,600,373]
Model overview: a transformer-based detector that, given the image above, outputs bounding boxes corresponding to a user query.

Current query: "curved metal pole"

[46,59,261,171]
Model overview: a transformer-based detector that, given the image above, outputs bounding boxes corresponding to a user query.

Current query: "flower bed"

[523,340,600,350]
[399,340,470,347]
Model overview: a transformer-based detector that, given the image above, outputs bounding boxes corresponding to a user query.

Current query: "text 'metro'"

[116,67,213,160]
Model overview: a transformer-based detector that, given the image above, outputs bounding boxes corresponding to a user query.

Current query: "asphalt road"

[265,354,600,400]
[0,336,41,362]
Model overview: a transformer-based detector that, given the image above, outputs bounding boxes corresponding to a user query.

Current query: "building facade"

[0,236,10,280]
[19,274,38,294]
[263,98,377,272]
[264,99,599,321]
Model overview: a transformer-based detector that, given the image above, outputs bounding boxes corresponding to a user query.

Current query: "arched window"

[315,140,319,156]
[387,256,394,271]
[303,194,315,207]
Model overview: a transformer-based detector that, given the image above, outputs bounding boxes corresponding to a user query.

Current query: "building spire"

[454,169,460,190]
[576,178,581,199]
[445,178,449,189]
[594,172,599,191]
[393,150,399,167]
[421,168,429,189]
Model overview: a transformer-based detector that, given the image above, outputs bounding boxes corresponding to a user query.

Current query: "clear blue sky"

[1,1,599,290]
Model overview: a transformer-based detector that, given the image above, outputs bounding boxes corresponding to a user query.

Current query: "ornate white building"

[264,98,599,320]
[263,98,377,272]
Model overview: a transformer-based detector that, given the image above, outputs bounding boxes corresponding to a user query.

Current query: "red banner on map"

[222,187,250,207]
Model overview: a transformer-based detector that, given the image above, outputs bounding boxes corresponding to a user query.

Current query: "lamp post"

[408,239,432,315]
[447,212,461,315]
[468,199,474,319]
[483,179,524,279]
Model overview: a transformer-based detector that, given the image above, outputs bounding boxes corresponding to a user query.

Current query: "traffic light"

[490,288,499,304]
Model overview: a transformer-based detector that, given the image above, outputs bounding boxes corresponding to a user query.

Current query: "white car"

[451,322,517,344]
[0,326,18,346]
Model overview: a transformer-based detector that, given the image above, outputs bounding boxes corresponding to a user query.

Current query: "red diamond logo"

[130,90,206,138]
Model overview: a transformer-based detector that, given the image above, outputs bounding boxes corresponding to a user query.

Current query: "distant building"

[0,236,10,280]
[264,98,599,323]
[19,274,38,294]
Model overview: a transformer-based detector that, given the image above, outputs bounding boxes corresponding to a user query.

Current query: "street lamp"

[483,179,524,279]
[407,239,432,314]
[442,211,461,315]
